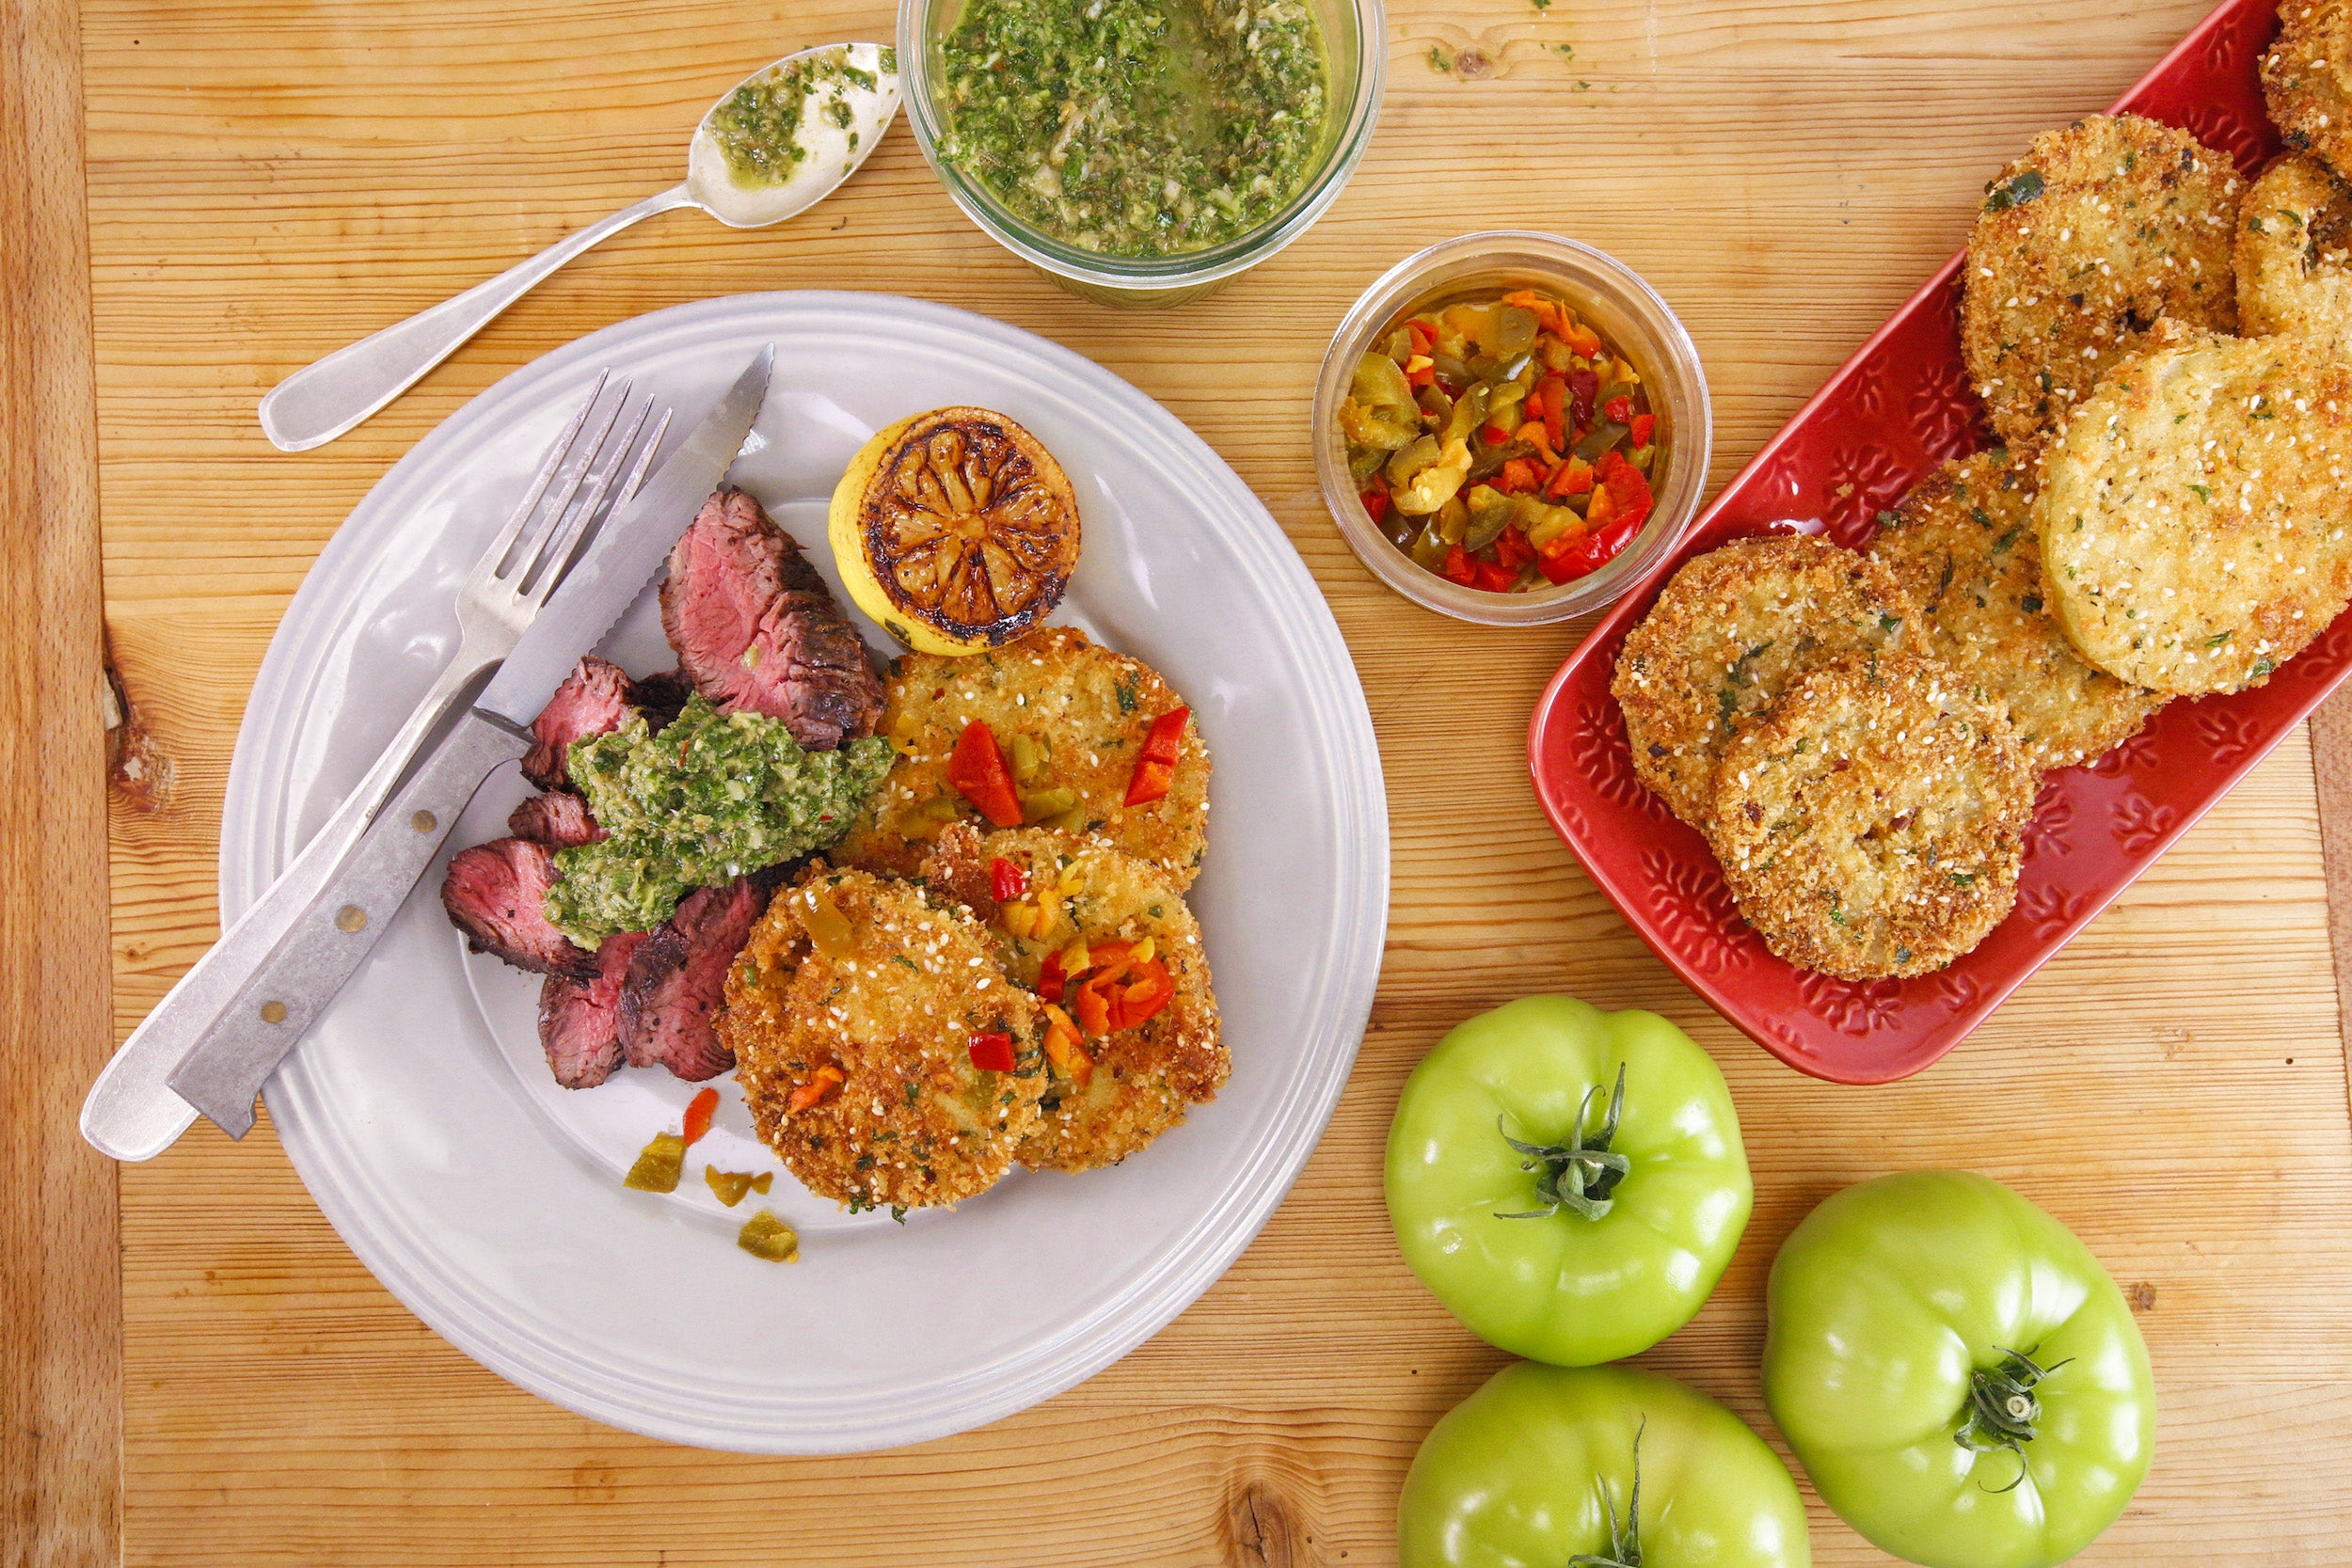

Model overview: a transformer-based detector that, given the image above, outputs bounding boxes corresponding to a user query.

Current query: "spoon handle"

[258,182,698,452]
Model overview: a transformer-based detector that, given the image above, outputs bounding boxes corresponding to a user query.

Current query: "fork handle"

[258,183,697,453]
[78,657,490,1161]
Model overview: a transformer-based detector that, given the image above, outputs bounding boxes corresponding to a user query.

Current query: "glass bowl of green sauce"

[899,0,1385,309]
[1314,231,1713,626]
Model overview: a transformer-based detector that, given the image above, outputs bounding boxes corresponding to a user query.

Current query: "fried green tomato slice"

[2037,327,2352,693]
[2264,2,2352,188]
[1612,535,1915,829]
[921,823,1227,1173]
[1708,654,2035,980]
[2236,152,2352,361]
[1961,114,2243,447]
[1868,446,2168,768]
[722,863,1044,1212]
[832,626,1210,889]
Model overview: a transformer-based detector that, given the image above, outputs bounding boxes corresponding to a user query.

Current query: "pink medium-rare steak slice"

[523,655,636,790]
[439,837,597,978]
[618,876,771,1081]
[536,930,648,1089]
[507,789,605,849]
[657,486,883,752]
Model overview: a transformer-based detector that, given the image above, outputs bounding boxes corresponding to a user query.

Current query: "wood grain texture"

[85,0,2352,1563]
[2,1,119,1565]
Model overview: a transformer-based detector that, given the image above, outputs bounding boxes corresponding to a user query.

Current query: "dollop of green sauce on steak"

[543,695,892,946]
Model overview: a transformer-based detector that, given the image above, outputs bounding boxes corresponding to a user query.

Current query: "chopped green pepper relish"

[938,0,1331,257]
[544,696,892,946]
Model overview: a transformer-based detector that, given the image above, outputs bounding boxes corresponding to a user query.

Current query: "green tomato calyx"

[1566,1418,1645,1568]
[1954,1346,2074,1494]
[1496,1064,1631,1222]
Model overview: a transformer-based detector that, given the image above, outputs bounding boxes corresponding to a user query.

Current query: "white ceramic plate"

[220,293,1387,1453]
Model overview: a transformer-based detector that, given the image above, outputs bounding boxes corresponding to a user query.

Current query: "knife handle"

[159,707,530,1143]
[80,657,494,1161]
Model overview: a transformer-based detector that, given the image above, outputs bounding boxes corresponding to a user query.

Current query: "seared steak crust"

[618,876,770,1081]
[440,837,596,977]
[536,931,647,1088]
[658,486,883,751]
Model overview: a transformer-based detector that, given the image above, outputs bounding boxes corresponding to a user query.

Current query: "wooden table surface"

[13,0,2352,1561]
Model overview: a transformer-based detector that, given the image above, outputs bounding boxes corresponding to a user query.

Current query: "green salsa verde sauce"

[938,0,1331,258]
[543,696,893,946]
[707,46,896,187]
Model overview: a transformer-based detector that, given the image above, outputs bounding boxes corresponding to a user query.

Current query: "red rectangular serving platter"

[1527,0,2333,1084]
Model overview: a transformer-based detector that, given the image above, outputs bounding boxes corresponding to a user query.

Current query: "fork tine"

[519,395,660,600]
[502,380,633,584]
[622,406,675,500]
[474,369,610,580]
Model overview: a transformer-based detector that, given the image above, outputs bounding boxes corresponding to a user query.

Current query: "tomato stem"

[1566,1418,1645,1567]
[1954,1346,2073,1493]
[1495,1064,1631,1221]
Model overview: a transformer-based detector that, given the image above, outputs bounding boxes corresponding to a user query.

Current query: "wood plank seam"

[2,1,119,1565]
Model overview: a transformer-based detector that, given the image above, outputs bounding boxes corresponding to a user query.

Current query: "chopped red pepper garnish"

[1038,948,1068,1003]
[1406,318,1438,353]
[1138,708,1187,766]
[946,721,1023,827]
[1545,456,1596,499]
[680,1086,719,1147]
[1604,394,1634,424]
[1587,450,1655,535]
[1360,486,1390,525]
[1041,1004,1092,1085]
[989,856,1028,903]
[1629,413,1656,448]
[1568,369,1599,431]
[1538,512,1645,584]
[1494,525,1536,570]
[1471,559,1517,594]
[1405,361,1436,389]
[1122,707,1189,806]
[1442,544,1477,585]
[1537,373,1566,451]
[968,1031,1016,1072]
[787,1064,845,1114]
[1492,457,1543,495]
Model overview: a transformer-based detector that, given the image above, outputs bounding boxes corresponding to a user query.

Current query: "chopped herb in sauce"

[707,48,889,187]
[938,0,1331,257]
[545,696,891,945]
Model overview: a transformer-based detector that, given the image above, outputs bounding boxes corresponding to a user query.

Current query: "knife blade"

[155,345,774,1144]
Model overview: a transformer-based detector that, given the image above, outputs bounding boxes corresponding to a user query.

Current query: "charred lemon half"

[829,405,1081,655]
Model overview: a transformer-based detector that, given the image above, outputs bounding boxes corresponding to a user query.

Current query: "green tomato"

[1386,996,1752,1365]
[1400,1362,1812,1568]
[1763,1171,2155,1568]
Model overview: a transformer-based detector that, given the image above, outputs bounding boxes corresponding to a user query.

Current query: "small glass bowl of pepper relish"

[1315,232,1710,624]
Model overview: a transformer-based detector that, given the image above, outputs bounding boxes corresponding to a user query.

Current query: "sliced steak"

[507,790,605,849]
[618,876,769,1081]
[658,486,883,751]
[440,837,596,978]
[632,668,694,733]
[523,655,636,790]
[536,930,647,1089]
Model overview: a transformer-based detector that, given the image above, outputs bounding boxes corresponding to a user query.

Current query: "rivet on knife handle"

[165,707,530,1137]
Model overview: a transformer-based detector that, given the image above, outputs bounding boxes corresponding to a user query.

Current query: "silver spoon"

[259,42,898,452]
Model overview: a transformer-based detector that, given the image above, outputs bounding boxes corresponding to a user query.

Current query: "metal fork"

[80,376,674,1162]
